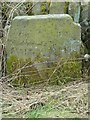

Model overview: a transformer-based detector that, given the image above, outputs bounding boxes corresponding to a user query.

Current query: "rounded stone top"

[13,14,73,21]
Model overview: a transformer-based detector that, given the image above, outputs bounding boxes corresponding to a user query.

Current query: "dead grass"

[1,80,88,118]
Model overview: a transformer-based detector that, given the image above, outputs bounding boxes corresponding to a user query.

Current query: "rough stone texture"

[6,14,81,59]
[68,2,81,23]
[0,44,2,78]
[32,2,42,15]
[0,23,3,38]
[0,4,2,77]
[88,2,90,21]
[80,2,89,22]
[0,4,3,38]
[6,14,81,84]
[49,2,66,14]
[32,1,50,15]
[80,2,90,54]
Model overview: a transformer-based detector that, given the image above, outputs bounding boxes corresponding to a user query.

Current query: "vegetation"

[0,1,89,119]
[24,104,80,118]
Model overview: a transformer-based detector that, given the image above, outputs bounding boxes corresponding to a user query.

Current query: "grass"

[24,103,82,118]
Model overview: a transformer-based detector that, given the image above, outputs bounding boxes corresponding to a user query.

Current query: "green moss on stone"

[7,55,19,74]
[6,55,43,86]
[64,2,69,14]
[6,51,81,87]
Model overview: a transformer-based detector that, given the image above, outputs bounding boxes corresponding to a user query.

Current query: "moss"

[7,55,19,74]
[6,55,43,86]
[6,52,81,87]
[41,2,50,14]
[64,2,69,14]
[48,52,81,85]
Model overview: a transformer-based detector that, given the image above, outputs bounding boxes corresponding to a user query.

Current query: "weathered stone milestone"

[6,14,81,86]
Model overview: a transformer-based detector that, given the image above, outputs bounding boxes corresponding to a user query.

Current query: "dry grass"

[1,80,88,118]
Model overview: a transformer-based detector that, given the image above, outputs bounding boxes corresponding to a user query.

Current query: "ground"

[0,80,88,118]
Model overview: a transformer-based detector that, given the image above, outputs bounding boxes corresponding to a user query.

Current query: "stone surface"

[0,44,2,78]
[6,14,81,85]
[80,2,89,22]
[49,2,66,14]
[32,2,42,15]
[88,2,90,21]
[68,2,81,23]
[6,14,81,59]
[0,5,3,38]
[80,2,90,54]
[32,1,50,15]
